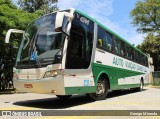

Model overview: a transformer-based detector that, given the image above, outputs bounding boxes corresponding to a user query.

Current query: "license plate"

[24,84,33,88]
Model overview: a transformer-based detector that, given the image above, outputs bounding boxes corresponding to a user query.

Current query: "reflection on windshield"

[16,13,65,68]
[35,32,64,63]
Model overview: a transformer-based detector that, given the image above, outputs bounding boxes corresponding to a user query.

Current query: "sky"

[12,0,145,46]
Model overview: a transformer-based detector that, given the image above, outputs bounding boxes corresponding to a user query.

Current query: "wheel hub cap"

[96,82,105,95]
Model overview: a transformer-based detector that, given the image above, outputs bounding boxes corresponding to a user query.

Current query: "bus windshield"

[16,13,65,68]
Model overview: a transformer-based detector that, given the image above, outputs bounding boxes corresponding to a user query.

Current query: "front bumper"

[13,76,65,95]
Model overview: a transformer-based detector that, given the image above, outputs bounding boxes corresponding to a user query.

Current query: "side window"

[125,45,134,59]
[133,50,137,62]
[135,51,138,62]
[112,36,122,55]
[97,26,107,48]
[135,51,140,63]
[130,48,134,60]
[120,41,126,56]
[112,37,118,54]
[126,45,130,58]
[137,52,140,63]
[97,25,112,51]
[140,54,144,65]
[145,56,148,67]
[140,54,148,66]
[106,33,112,51]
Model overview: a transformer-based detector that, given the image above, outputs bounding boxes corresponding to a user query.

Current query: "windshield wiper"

[29,30,42,68]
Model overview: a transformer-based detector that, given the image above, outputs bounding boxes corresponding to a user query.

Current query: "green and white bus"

[5,8,149,100]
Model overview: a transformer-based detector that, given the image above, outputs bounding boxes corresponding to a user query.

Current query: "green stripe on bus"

[92,63,145,90]
[65,86,96,95]
[65,63,146,95]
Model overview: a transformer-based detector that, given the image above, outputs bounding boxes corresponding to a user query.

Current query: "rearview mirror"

[55,12,64,31]
[62,13,74,36]
[55,12,73,36]
[5,29,24,43]
[61,16,70,36]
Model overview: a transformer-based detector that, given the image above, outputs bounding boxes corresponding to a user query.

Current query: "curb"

[146,85,160,89]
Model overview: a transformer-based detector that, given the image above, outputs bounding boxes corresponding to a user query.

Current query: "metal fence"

[152,71,160,86]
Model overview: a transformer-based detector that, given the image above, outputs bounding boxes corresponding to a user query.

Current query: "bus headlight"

[44,69,64,78]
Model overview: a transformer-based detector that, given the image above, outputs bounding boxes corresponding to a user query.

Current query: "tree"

[0,0,39,42]
[130,0,160,34]
[137,33,160,70]
[18,0,58,14]
[0,0,39,91]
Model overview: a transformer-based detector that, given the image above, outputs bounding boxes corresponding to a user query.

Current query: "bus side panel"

[65,86,96,95]
[92,63,146,90]
[63,70,96,95]
[93,50,148,90]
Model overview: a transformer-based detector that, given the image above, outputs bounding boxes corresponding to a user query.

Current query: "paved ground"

[0,86,160,119]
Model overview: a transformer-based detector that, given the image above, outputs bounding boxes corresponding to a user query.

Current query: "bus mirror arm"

[5,29,24,43]
[55,12,73,37]
[61,15,73,37]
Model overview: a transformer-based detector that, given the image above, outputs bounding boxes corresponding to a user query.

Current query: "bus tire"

[56,95,72,99]
[133,79,144,91]
[87,77,109,101]
[139,79,144,91]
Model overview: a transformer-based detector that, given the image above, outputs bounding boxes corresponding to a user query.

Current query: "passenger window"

[120,41,126,56]
[126,45,129,58]
[135,51,138,62]
[112,36,121,55]
[112,38,117,54]
[130,48,134,60]
[126,45,133,59]
[141,55,144,65]
[145,56,148,66]
[97,27,107,48]
[135,51,140,63]
[106,33,112,51]
[137,52,140,63]
[97,26,112,51]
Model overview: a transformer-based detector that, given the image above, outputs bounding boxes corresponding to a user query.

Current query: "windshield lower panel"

[16,13,65,69]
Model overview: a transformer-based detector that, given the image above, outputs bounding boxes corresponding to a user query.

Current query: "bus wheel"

[56,95,72,99]
[140,79,144,91]
[87,77,109,101]
[133,80,144,91]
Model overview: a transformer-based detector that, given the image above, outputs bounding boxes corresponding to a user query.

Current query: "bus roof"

[75,9,148,57]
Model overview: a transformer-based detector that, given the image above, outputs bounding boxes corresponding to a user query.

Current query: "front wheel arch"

[96,72,110,89]
[87,75,110,101]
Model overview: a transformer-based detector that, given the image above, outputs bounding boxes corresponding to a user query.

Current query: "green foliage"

[0,0,39,42]
[130,0,160,34]
[18,0,58,14]
[0,0,39,90]
[137,33,160,70]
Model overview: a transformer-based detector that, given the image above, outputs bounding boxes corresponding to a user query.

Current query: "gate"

[152,71,160,86]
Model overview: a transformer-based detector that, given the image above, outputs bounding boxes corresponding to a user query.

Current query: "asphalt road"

[0,86,160,119]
